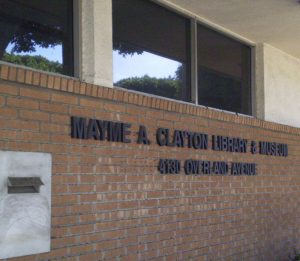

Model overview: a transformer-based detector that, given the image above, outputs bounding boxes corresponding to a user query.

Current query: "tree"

[9,21,62,54]
[113,38,186,97]
[113,42,143,57]
[0,19,62,60]
[115,75,182,100]
[3,52,62,74]
[113,42,185,100]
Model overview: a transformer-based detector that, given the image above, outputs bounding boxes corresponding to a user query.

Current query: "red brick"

[69,184,95,193]
[7,97,39,109]
[61,78,68,91]
[0,107,18,118]
[52,194,77,205]
[17,68,25,83]
[20,109,49,121]
[40,122,68,133]
[70,106,93,117]
[40,102,69,114]
[69,224,94,235]
[0,83,18,95]
[52,92,78,105]
[6,141,40,151]
[51,236,76,248]
[0,96,5,106]
[0,129,18,139]
[79,252,101,260]
[54,76,61,90]
[40,73,48,87]
[80,97,103,109]
[20,87,50,100]
[0,119,39,131]
[47,75,54,88]
[70,244,94,255]
[80,82,86,95]
[25,70,33,84]
[18,132,49,142]
[33,71,40,86]
[8,66,17,81]
[0,65,9,79]
[51,114,70,124]
[103,102,126,113]
[68,79,74,92]
[74,80,80,93]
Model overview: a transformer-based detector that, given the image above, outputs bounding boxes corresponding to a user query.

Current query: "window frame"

[0,0,76,78]
[112,0,192,102]
[115,0,256,116]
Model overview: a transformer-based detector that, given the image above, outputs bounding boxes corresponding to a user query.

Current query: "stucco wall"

[264,44,300,127]
[79,0,113,87]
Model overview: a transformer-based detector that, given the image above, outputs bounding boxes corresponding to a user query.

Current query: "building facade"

[0,0,300,260]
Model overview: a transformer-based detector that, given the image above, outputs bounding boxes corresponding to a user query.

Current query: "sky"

[6,43,181,81]
[113,50,181,82]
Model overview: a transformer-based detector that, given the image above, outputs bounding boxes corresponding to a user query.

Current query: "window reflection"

[0,0,73,76]
[113,0,191,101]
[197,24,251,114]
[114,48,185,100]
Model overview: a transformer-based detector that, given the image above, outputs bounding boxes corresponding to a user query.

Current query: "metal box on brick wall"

[0,151,51,259]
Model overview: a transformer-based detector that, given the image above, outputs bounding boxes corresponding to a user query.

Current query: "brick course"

[0,64,300,261]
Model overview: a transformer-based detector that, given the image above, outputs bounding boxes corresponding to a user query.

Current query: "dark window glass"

[113,0,191,102]
[197,24,252,114]
[0,0,73,76]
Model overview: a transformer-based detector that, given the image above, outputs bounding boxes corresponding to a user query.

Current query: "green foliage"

[113,42,143,57]
[113,40,185,100]
[289,250,300,261]
[3,52,62,74]
[291,254,300,261]
[10,21,62,53]
[115,75,182,100]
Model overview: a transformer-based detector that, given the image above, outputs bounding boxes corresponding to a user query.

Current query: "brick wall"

[0,64,300,261]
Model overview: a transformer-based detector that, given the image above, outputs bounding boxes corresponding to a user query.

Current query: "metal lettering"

[137,125,150,144]
[71,116,87,139]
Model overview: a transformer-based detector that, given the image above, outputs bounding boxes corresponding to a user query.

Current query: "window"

[113,0,191,102]
[113,0,253,115]
[0,0,73,76]
[197,24,252,115]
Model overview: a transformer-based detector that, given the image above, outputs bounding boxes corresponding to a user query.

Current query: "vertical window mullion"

[190,19,198,105]
[73,0,80,78]
[251,47,255,116]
